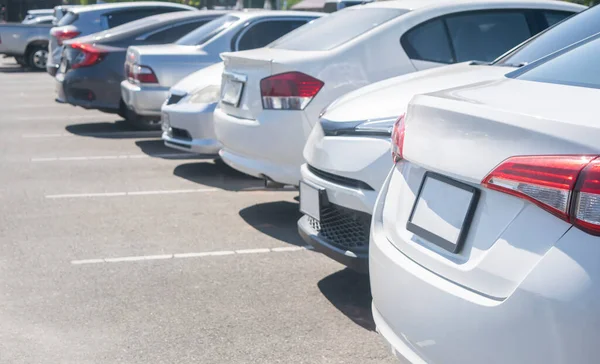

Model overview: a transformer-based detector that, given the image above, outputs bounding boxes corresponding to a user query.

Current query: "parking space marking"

[22,131,161,138]
[46,188,219,199]
[31,153,198,162]
[71,246,314,265]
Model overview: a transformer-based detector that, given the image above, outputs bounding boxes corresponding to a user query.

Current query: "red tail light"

[70,42,106,69]
[127,63,158,84]
[51,27,80,45]
[391,113,406,163]
[260,72,323,110]
[483,155,600,235]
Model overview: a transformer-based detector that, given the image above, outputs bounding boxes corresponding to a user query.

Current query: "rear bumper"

[161,101,220,155]
[213,107,308,186]
[370,172,600,364]
[120,80,169,118]
[54,68,121,112]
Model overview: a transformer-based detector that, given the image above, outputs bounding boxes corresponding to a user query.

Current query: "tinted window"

[106,8,179,28]
[446,11,531,63]
[544,11,573,27]
[496,6,598,66]
[176,15,239,46]
[515,35,600,89]
[57,11,77,26]
[269,8,407,51]
[237,20,307,51]
[402,19,453,64]
[146,20,211,44]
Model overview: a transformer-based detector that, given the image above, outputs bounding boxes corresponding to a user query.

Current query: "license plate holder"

[299,181,326,221]
[406,172,479,253]
[221,71,246,107]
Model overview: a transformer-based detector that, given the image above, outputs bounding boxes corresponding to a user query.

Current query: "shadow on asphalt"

[0,64,39,73]
[239,200,306,247]
[174,159,262,191]
[65,121,161,139]
[135,139,213,160]
[318,268,376,331]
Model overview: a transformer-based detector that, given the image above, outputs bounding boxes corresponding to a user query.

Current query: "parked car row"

[39,0,600,361]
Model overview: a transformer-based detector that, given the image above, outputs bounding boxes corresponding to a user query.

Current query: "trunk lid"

[219,48,326,120]
[127,44,217,88]
[383,78,600,299]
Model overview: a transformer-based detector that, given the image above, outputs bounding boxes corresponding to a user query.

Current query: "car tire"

[125,115,162,131]
[26,45,48,71]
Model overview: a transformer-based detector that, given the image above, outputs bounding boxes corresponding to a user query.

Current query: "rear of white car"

[371,34,600,364]
[161,62,224,154]
[214,0,584,187]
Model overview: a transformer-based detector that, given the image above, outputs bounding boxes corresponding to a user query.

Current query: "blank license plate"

[221,78,244,107]
[407,172,479,253]
[300,182,322,221]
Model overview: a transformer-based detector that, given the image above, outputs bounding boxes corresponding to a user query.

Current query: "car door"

[401,9,536,70]
[234,18,310,51]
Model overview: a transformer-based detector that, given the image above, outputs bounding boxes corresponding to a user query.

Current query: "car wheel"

[126,115,162,131]
[27,46,48,71]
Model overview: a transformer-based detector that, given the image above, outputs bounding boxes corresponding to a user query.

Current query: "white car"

[371,31,600,364]
[161,62,224,155]
[213,0,583,188]
[298,4,600,271]
[121,11,323,128]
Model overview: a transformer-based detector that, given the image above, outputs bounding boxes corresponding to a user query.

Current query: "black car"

[55,10,228,127]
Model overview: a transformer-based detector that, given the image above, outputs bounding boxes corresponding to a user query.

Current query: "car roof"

[229,9,324,19]
[71,1,196,14]
[363,0,585,11]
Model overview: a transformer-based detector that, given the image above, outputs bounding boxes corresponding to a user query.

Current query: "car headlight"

[185,85,221,105]
[320,116,398,137]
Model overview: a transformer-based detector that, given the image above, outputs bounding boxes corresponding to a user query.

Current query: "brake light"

[391,113,406,163]
[260,72,323,110]
[51,27,80,45]
[127,63,158,84]
[70,42,106,69]
[483,155,600,235]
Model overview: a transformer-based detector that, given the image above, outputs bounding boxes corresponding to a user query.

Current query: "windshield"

[268,8,408,51]
[57,11,78,26]
[90,16,158,40]
[513,34,600,90]
[495,5,600,66]
[176,14,238,46]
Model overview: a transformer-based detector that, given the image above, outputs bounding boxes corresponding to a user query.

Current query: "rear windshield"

[176,15,238,46]
[513,35,600,89]
[495,5,600,66]
[91,16,158,40]
[268,7,408,51]
[57,11,78,26]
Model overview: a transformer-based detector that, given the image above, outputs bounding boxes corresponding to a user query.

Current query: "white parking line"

[46,188,219,199]
[71,246,314,265]
[31,153,198,162]
[22,131,161,138]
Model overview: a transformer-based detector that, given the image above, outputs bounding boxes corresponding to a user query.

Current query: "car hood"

[322,62,513,123]
[170,62,224,94]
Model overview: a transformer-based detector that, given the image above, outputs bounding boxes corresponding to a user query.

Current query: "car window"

[145,20,212,44]
[543,11,573,27]
[446,11,531,63]
[176,15,239,46]
[496,5,600,66]
[237,20,308,51]
[514,35,600,89]
[105,8,179,29]
[57,11,77,26]
[402,19,453,64]
[269,8,408,51]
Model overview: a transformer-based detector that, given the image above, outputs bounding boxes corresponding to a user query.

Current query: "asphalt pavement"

[0,58,396,364]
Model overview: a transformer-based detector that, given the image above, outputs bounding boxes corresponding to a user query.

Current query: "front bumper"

[161,101,220,155]
[120,80,169,118]
[213,108,310,186]
[370,173,600,364]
